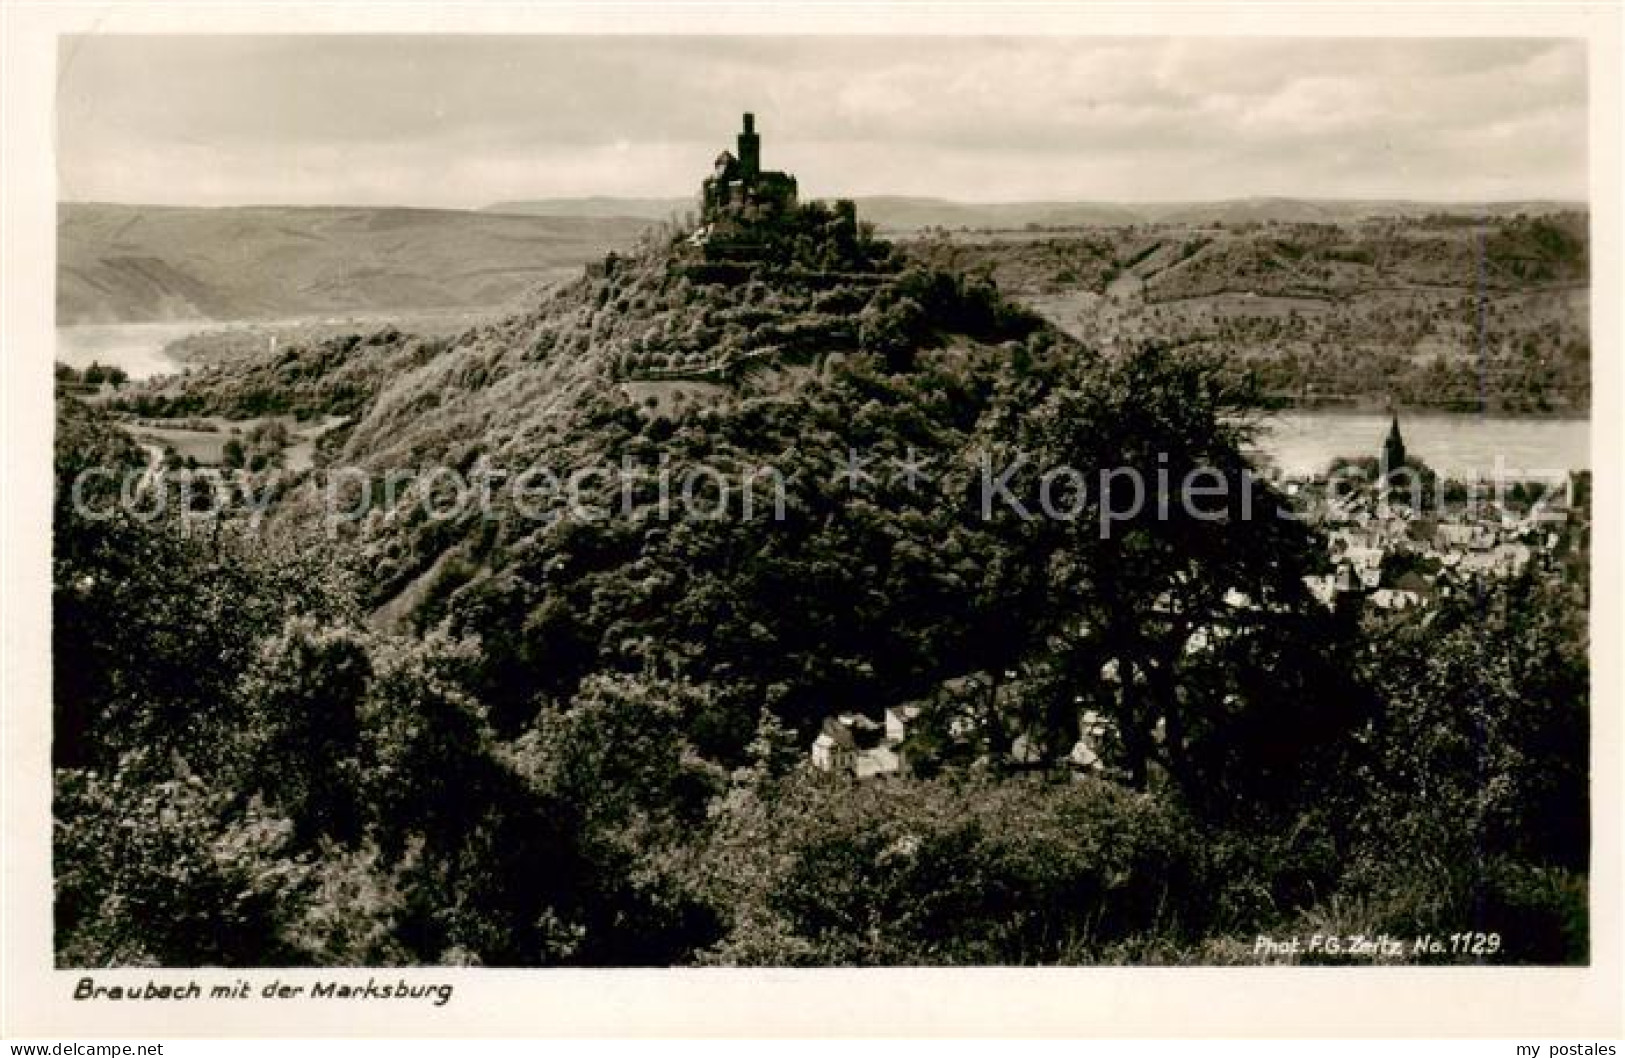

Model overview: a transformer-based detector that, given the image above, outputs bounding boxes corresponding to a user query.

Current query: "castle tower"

[696,112,798,246]
[737,112,760,182]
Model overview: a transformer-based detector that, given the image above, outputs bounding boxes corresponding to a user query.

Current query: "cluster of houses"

[1282,414,1585,612]
[1292,468,1582,613]
[809,423,1587,780]
[809,706,913,779]
[810,674,1114,781]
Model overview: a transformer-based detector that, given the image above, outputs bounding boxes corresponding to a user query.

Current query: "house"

[1331,553,1382,592]
[885,703,923,745]
[1009,734,1047,767]
[1370,588,1424,611]
[1435,522,1496,552]
[1493,543,1532,575]
[810,712,904,779]
[1455,551,1500,577]
[837,711,882,739]
[854,745,902,780]
[1065,709,1112,773]
[1372,516,1412,546]
[810,719,856,773]
[1343,544,1385,573]
[1300,575,1365,607]
[1530,504,1569,528]
[1067,738,1102,772]
[812,664,1128,779]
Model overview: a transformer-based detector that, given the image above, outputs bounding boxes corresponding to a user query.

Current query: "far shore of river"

[59,320,1592,481]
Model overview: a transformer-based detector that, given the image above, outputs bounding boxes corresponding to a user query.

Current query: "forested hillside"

[910,212,1590,414]
[55,205,1589,966]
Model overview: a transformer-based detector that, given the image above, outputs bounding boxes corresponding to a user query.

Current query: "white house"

[885,704,923,745]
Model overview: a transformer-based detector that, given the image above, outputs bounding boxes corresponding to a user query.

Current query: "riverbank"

[1262,397,1589,420]
[57,310,495,382]
[1252,410,1590,478]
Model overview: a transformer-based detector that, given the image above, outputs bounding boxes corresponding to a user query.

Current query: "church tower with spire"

[1381,413,1407,480]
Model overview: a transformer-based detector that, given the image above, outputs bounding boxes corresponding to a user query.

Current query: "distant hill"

[63,198,1585,325]
[910,210,1590,301]
[483,197,694,222]
[846,198,1147,231]
[59,203,652,324]
[907,211,1589,415]
[1140,197,1584,226]
[484,195,1584,232]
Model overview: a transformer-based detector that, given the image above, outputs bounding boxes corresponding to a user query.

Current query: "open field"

[123,412,347,469]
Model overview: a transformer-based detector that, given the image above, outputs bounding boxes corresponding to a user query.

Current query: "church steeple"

[1381,413,1406,479]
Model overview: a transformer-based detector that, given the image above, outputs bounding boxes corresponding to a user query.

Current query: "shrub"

[696,773,1209,965]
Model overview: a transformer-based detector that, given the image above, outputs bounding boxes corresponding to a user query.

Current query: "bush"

[56,753,310,967]
[696,773,1209,965]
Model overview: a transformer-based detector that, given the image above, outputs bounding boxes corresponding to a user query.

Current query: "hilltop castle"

[700,113,799,224]
[691,114,805,264]
[662,112,876,285]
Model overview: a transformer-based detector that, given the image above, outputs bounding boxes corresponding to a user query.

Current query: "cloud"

[57,35,1588,206]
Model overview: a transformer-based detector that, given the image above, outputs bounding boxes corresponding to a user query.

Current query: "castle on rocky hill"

[700,113,799,224]
[651,111,881,290]
[692,114,803,262]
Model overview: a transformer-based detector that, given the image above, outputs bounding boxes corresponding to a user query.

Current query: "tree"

[1329,572,1589,961]
[506,674,727,964]
[980,345,1360,807]
[232,617,372,843]
[1357,572,1587,871]
[55,751,310,967]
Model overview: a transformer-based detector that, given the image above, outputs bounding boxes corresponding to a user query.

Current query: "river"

[57,312,485,384]
[1253,411,1590,478]
[55,321,205,379]
[59,324,1592,478]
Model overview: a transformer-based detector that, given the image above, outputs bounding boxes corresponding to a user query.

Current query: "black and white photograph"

[4,1,1622,1042]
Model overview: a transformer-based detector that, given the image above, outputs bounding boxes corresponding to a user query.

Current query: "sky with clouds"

[56,35,1588,207]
